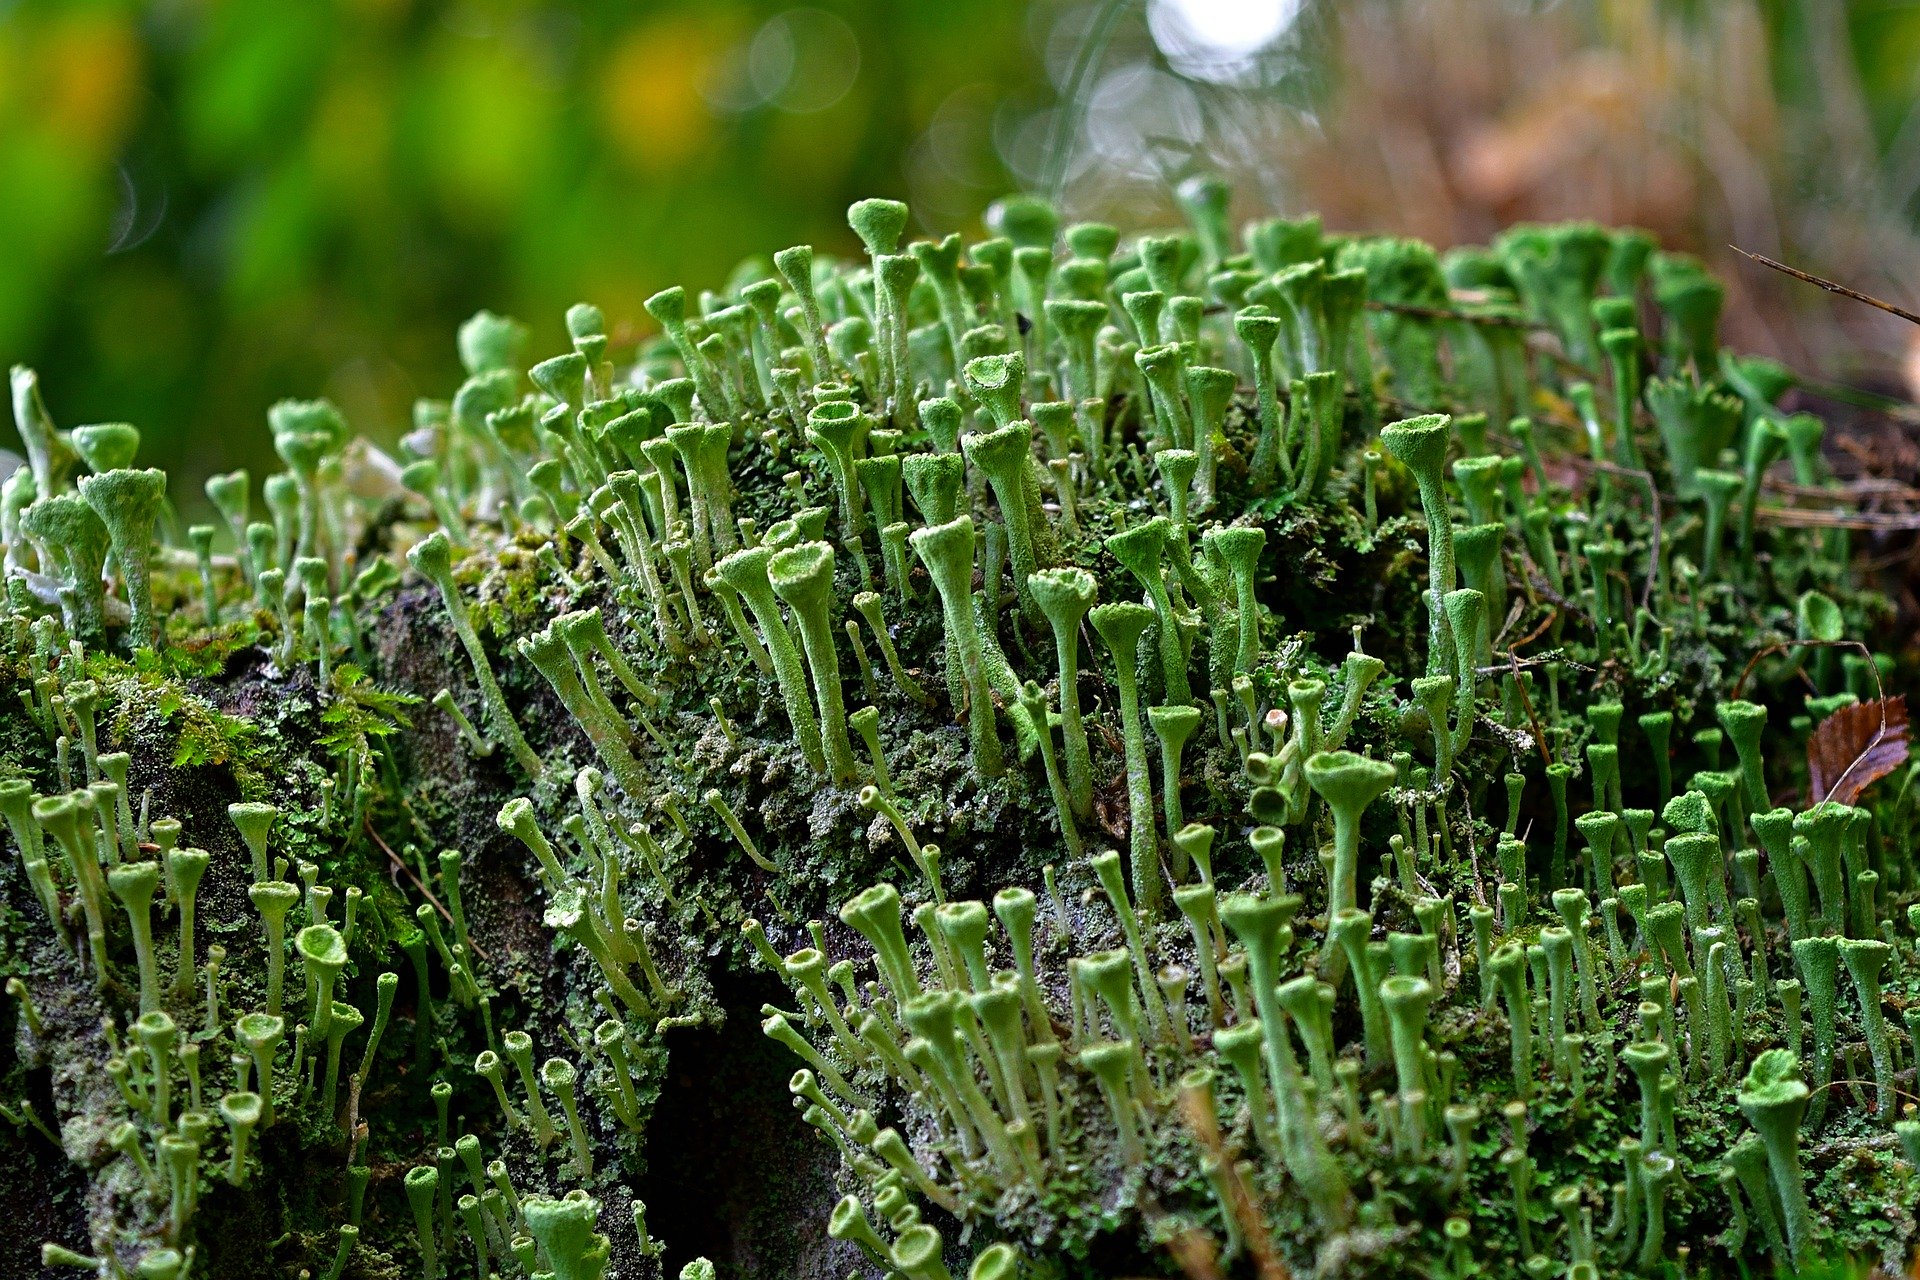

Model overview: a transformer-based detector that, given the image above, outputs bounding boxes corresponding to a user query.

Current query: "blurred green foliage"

[7,0,1920,499]
[0,0,1033,493]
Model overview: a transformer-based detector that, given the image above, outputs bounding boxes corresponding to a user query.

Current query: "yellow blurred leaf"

[600,15,725,174]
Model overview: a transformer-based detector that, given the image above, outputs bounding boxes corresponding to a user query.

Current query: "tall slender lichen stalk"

[406,531,542,776]
[1091,601,1163,918]
[1106,517,1190,706]
[1029,567,1097,819]
[768,541,859,784]
[911,515,1002,779]
[716,544,827,774]
[1379,414,1458,676]
[1738,1049,1814,1265]
[1304,750,1397,926]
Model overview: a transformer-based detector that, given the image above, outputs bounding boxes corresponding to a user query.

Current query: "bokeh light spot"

[705,8,858,116]
[1148,0,1302,84]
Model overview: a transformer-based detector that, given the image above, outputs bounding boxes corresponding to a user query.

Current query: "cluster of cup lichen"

[2,179,1917,1280]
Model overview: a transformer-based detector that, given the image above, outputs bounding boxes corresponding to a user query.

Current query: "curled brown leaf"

[1808,695,1910,805]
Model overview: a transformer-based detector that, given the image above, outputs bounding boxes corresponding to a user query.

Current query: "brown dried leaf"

[1092,773,1130,842]
[1808,695,1910,805]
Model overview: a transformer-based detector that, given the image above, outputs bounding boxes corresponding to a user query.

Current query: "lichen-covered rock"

[0,193,1914,1280]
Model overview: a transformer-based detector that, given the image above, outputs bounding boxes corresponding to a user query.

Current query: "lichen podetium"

[1,184,1916,1280]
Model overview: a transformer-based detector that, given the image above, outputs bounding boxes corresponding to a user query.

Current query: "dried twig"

[1732,638,1882,705]
[363,818,487,961]
[1751,507,1920,532]
[1732,247,1920,327]
[1164,1230,1227,1280]
[1504,647,1553,765]
[1764,476,1920,503]
[1177,1078,1291,1280]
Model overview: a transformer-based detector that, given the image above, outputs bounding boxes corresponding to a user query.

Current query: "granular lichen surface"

[0,186,1916,1280]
